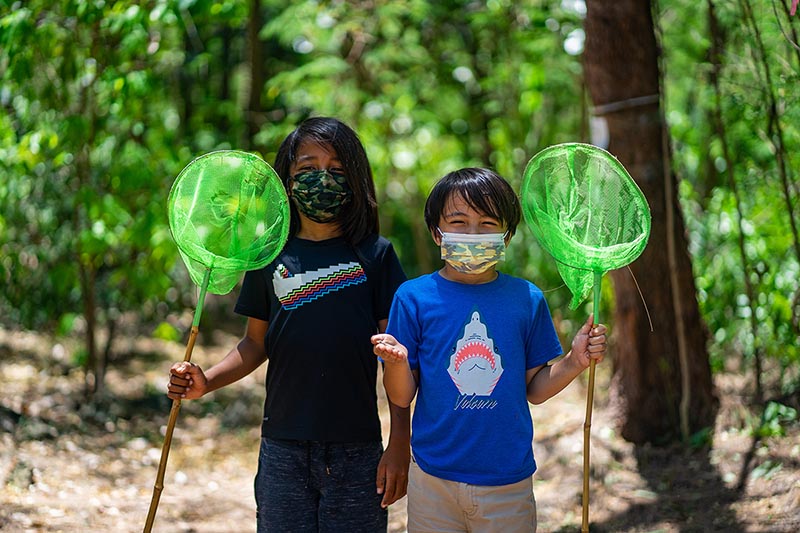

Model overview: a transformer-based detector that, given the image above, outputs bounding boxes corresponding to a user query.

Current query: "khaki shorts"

[407,459,537,533]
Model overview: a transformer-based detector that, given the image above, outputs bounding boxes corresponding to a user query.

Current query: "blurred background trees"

[1,0,798,445]
[583,0,716,444]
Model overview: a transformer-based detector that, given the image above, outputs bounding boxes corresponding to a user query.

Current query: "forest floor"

[0,325,799,533]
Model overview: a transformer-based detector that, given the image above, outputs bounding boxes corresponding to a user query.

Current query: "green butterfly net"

[168,149,290,298]
[521,143,651,309]
[521,142,651,533]
[146,150,289,532]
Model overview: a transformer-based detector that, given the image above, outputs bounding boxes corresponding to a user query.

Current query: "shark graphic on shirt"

[447,310,504,397]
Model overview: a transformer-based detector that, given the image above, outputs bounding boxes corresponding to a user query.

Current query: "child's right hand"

[371,333,408,365]
[570,314,607,370]
[166,361,208,400]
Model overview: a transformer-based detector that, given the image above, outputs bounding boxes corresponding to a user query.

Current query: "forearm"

[382,363,417,408]
[526,352,585,405]
[204,337,267,394]
[378,398,411,507]
[386,401,411,447]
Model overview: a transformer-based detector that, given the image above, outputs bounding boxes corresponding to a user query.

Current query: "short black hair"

[424,167,521,236]
[273,116,378,244]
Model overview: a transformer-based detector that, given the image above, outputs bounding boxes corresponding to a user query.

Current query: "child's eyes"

[445,219,499,226]
[297,166,344,175]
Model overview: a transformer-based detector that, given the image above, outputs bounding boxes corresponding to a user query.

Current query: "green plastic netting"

[521,143,651,308]
[168,150,290,296]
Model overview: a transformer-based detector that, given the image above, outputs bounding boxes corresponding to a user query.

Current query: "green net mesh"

[521,143,651,308]
[168,150,290,295]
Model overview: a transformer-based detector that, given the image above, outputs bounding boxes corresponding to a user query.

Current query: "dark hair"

[273,117,378,244]
[424,167,521,236]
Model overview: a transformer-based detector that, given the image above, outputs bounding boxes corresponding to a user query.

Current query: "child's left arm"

[526,314,607,404]
[377,401,410,508]
[374,320,411,508]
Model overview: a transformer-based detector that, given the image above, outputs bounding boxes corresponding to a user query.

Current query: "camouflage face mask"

[438,229,507,274]
[290,169,352,223]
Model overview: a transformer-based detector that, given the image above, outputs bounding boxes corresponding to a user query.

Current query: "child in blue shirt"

[372,167,607,532]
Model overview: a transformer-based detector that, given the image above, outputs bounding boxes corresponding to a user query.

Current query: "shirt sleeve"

[525,286,563,369]
[386,286,420,370]
[373,240,407,322]
[233,268,271,322]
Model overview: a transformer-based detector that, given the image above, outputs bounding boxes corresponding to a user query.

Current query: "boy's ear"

[431,228,442,246]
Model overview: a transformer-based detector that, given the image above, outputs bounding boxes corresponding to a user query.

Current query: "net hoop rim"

[521,142,652,273]
[167,149,288,270]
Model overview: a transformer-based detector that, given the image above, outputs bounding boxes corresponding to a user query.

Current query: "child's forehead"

[442,193,496,219]
[295,140,338,161]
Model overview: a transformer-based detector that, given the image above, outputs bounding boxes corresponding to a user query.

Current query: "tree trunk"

[78,259,99,396]
[583,0,717,444]
[246,0,264,150]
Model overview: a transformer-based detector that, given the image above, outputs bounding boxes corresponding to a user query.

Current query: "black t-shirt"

[234,234,406,442]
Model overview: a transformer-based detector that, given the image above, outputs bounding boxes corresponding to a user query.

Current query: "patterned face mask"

[290,169,352,223]
[438,229,507,274]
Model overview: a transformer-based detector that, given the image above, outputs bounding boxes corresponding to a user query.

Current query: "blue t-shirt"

[386,271,562,485]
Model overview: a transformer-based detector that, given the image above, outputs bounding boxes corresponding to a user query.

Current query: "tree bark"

[583,0,717,444]
[246,0,265,150]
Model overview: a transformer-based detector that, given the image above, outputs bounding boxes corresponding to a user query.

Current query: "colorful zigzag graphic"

[272,261,366,310]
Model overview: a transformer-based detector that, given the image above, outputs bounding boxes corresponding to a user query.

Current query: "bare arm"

[167,317,269,400]
[372,332,418,408]
[526,315,607,405]
[374,319,411,508]
[377,399,411,507]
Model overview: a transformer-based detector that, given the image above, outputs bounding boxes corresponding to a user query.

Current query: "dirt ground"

[0,326,798,533]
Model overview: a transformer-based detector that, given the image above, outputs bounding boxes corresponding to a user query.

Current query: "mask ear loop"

[433,227,444,246]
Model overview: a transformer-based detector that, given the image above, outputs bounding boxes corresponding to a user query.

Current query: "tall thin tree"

[583,0,717,444]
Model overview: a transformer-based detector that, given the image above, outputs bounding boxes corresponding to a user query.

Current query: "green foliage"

[56,313,79,337]
[689,426,714,449]
[152,321,181,343]
[71,348,89,368]
[750,459,783,481]
[1,0,797,400]
[755,401,798,438]
[661,0,800,388]
[0,1,200,390]
[259,0,586,283]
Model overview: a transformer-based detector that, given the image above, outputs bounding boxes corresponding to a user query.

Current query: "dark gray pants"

[255,437,388,533]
